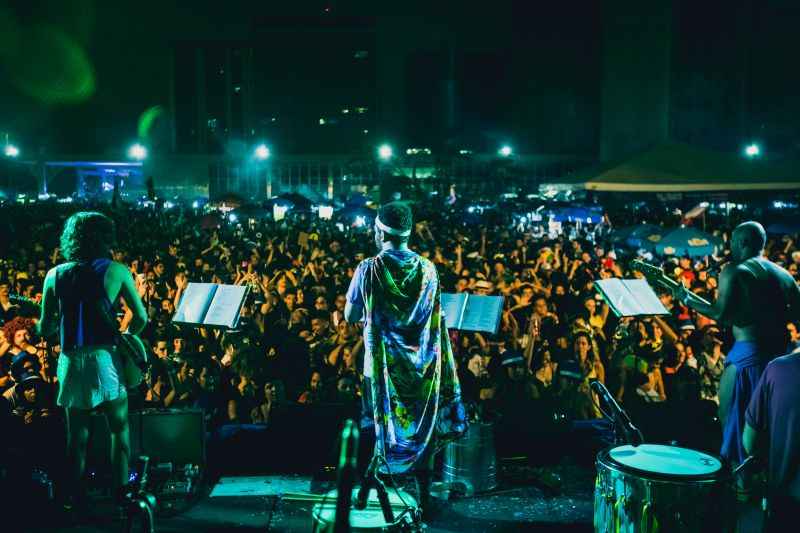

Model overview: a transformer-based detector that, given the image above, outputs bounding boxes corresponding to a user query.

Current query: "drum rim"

[597,445,728,482]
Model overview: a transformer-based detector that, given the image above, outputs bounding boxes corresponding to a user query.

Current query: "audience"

[1,196,797,459]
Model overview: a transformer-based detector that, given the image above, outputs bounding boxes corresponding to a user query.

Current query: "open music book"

[173,283,249,329]
[594,278,669,317]
[441,293,504,334]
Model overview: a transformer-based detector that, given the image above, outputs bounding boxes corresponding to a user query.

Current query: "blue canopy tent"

[655,227,721,257]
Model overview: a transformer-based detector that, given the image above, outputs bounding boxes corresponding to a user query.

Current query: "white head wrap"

[375,215,411,237]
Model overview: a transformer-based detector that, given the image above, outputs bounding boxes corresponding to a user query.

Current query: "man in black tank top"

[36,212,148,517]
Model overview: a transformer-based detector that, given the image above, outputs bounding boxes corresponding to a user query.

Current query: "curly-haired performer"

[345,202,468,518]
[36,212,148,516]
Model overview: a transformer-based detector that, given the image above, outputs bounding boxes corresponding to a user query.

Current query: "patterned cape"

[347,248,468,474]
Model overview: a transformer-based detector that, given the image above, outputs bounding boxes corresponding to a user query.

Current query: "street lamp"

[254,144,271,160]
[128,143,148,161]
[378,144,393,161]
[744,143,761,158]
[4,144,19,158]
[498,145,513,157]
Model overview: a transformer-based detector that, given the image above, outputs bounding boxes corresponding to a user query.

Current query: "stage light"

[378,144,393,161]
[192,201,199,209]
[254,144,271,160]
[498,145,512,157]
[228,213,237,223]
[128,143,148,161]
[4,144,19,158]
[744,143,760,158]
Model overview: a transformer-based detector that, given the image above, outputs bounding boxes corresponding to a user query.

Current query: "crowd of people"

[1,196,799,464]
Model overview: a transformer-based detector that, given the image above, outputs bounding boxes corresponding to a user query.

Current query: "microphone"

[334,419,359,533]
[354,457,375,511]
[589,380,644,445]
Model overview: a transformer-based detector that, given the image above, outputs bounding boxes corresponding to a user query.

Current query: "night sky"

[1,0,799,159]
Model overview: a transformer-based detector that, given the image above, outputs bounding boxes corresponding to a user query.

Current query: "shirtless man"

[674,221,800,470]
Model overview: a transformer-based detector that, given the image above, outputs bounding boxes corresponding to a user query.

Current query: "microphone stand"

[334,420,359,533]
[354,455,395,524]
[590,380,644,446]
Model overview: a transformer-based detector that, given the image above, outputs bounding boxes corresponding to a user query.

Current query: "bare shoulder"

[42,266,59,291]
[107,261,133,281]
[720,262,743,280]
[45,265,60,279]
[45,263,72,285]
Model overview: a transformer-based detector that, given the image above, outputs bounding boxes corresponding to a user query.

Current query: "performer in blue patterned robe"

[345,201,467,514]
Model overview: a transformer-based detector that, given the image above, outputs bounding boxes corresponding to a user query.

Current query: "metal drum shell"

[443,421,498,496]
[594,447,735,533]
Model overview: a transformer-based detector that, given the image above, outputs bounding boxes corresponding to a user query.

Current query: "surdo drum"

[594,444,735,532]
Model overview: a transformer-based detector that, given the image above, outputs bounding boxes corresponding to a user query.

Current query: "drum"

[594,444,735,533]
[311,488,418,532]
[443,421,498,496]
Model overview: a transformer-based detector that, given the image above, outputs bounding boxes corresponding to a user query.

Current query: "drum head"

[606,444,722,478]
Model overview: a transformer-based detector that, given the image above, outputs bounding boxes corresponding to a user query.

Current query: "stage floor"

[27,461,595,532]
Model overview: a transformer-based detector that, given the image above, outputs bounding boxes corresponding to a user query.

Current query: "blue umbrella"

[655,227,720,257]
[624,224,668,251]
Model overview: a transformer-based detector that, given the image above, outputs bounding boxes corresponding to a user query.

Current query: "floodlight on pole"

[744,143,760,158]
[378,144,393,161]
[254,144,271,160]
[4,144,19,158]
[498,145,513,157]
[128,143,148,161]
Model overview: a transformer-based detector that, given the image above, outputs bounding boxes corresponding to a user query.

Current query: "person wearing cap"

[474,279,494,295]
[677,319,696,340]
[672,221,800,485]
[5,371,51,418]
[345,201,467,517]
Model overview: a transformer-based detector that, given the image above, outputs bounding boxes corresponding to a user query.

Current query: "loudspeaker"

[88,409,205,473]
[136,408,206,466]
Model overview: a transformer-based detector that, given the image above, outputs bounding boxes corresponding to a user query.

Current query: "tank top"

[55,259,117,350]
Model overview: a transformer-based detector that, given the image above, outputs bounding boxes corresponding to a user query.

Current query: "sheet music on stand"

[594,278,668,318]
[172,283,249,329]
[441,293,504,334]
